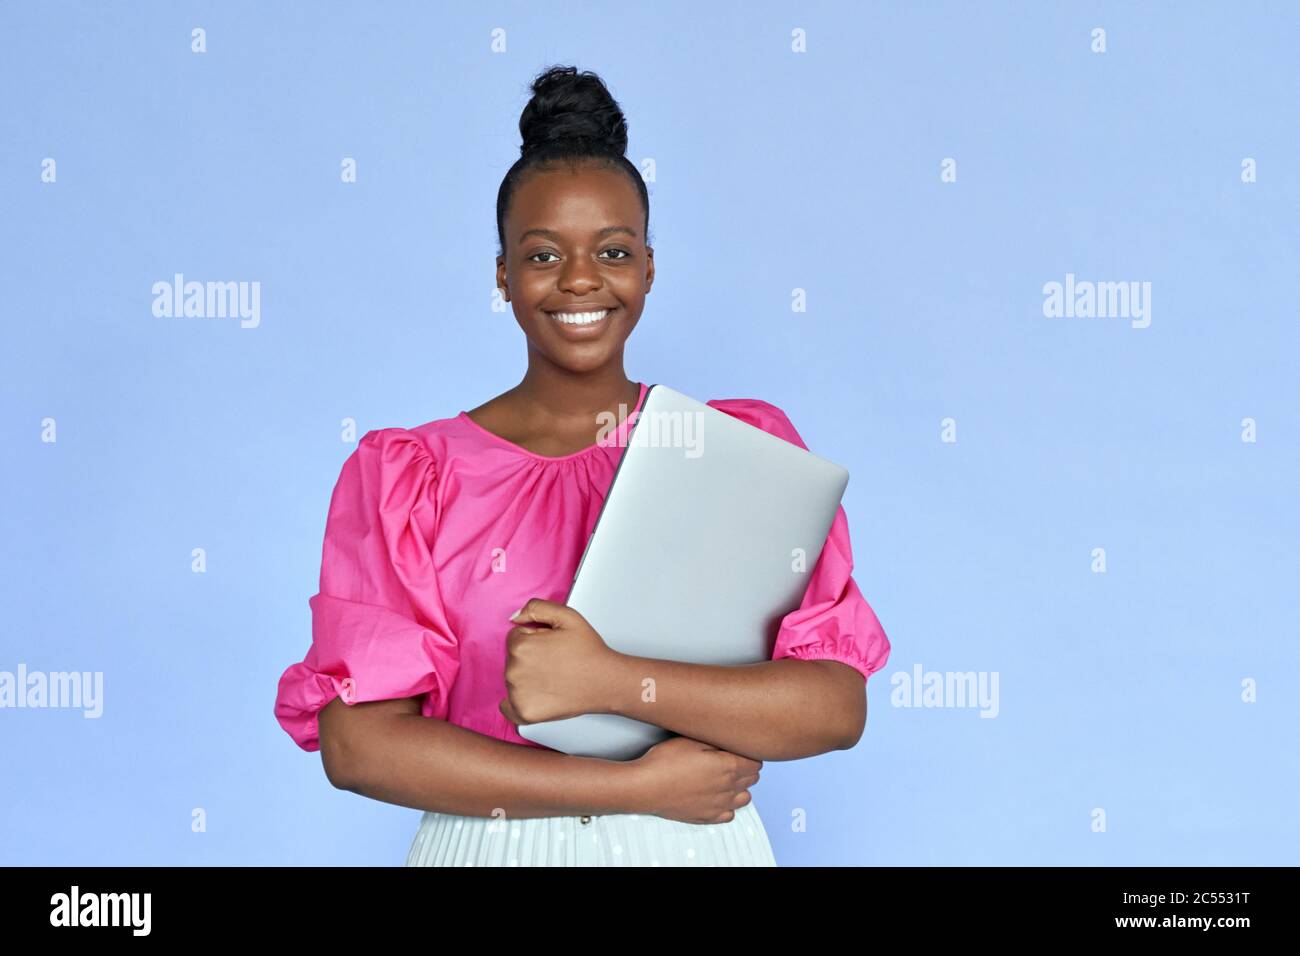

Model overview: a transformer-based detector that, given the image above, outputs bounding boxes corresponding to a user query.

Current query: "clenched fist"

[499,598,624,726]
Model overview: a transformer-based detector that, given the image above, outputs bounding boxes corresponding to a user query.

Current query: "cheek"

[510,276,547,308]
[613,306,642,336]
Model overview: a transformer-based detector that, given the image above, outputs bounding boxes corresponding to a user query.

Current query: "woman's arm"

[594,654,866,761]
[502,602,870,762]
[317,696,645,819]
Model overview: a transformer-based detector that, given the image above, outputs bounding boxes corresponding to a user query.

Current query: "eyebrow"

[517,225,638,245]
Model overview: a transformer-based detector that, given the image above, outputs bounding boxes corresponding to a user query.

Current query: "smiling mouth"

[545,308,614,326]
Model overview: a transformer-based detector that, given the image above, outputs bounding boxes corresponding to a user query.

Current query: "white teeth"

[548,309,611,325]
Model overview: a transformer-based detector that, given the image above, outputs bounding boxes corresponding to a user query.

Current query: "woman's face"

[497,162,653,374]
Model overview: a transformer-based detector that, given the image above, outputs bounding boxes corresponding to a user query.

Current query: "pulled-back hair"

[495,65,650,257]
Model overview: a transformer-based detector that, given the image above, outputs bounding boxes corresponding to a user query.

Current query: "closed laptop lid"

[517,383,850,759]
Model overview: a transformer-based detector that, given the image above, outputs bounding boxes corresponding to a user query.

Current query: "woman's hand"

[499,598,622,726]
[627,736,763,824]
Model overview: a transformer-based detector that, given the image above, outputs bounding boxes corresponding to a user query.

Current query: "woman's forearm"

[596,655,866,761]
[321,697,644,819]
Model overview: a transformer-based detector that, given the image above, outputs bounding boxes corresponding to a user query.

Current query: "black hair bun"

[518,65,629,158]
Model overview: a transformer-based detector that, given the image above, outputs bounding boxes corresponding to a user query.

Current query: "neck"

[513,365,641,423]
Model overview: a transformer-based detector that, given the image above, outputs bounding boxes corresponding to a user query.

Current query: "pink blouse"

[274,381,891,753]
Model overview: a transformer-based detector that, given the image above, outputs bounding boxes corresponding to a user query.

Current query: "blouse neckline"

[456,381,649,462]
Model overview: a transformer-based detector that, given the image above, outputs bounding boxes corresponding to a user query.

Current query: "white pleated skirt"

[405,799,777,867]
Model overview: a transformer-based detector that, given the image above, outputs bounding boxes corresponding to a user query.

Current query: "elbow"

[318,699,364,792]
[833,687,869,751]
[810,660,868,751]
[835,715,865,751]
[321,732,360,792]
[825,705,865,751]
[321,743,359,792]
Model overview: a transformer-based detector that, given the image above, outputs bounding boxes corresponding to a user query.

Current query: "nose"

[557,254,602,294]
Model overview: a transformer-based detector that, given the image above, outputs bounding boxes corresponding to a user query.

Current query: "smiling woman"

[273,64,890,868]
[489,76,652,388]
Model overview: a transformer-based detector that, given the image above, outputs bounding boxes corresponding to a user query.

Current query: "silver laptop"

[516,384,851,761]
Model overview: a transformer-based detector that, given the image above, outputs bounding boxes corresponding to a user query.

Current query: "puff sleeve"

[711,398,892,685]
[773,501,891,684]
[274,428,461,752]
